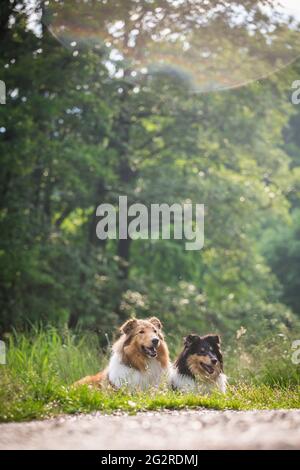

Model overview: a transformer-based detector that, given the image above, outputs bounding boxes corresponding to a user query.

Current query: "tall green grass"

[225,333,300,388]
[0,327,299,422]
[4,326,103,385]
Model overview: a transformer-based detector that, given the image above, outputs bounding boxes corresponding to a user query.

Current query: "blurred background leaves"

[0,0,300,345]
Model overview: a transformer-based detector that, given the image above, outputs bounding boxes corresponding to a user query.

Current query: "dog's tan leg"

[73,370,107,388]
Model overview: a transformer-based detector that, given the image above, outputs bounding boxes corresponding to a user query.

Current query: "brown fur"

[73,317,169,388]
[173,333,224,383]
[74,370,107,387]
[187,354,222,381]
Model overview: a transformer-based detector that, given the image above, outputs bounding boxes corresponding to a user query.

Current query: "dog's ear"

[184,334,198,347]
[148,317,162,330]
[206,334,223,370]
[206,334,221,346]
[120,318,138,335]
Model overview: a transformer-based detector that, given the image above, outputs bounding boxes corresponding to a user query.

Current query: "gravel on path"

[0,409,299,450]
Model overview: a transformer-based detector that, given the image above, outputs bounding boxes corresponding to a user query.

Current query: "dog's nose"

[152,337,159,347]
[211,358,217,365]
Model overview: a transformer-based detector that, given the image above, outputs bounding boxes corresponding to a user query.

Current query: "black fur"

[174,334,223,379]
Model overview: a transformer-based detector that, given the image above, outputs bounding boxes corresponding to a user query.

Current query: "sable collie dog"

[170,334,227,393]
[74,317,169,390]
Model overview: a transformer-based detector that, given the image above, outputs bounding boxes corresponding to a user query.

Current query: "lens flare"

[43,0,300,92]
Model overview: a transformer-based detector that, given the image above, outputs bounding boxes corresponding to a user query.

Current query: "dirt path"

[0,409,299,450]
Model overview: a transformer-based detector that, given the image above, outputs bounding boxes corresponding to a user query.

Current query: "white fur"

[216,372,227,393]
[170,365,227,394]
[169,367,198,392]
[108,351,166,390]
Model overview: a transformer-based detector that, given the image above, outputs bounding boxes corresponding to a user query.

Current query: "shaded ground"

[0,409,299,450]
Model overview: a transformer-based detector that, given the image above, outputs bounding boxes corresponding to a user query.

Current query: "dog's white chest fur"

[170,366,227,394]
[170,369,197,392]
[108,352,165,390]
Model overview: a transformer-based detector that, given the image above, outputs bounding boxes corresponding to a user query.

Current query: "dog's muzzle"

[142,337,160,358]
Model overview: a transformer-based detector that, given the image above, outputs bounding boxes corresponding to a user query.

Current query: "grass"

[0,327,299,422]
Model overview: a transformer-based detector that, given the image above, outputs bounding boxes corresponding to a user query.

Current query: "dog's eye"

[139,330,145,334]
[153,329,157,334]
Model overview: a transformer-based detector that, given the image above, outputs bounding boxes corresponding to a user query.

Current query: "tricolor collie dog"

[170,334,227,394]
[75,317,169,390]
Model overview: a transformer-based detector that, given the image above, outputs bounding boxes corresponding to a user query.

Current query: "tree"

[0,0,299,340]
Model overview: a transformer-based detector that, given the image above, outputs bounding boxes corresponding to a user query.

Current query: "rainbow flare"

[43,0,300,93]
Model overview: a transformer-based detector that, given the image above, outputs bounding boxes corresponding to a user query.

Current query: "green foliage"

[3,327,103,385]
[0,328,299,422]
[0,0,300,344]
[261,209,300,318]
